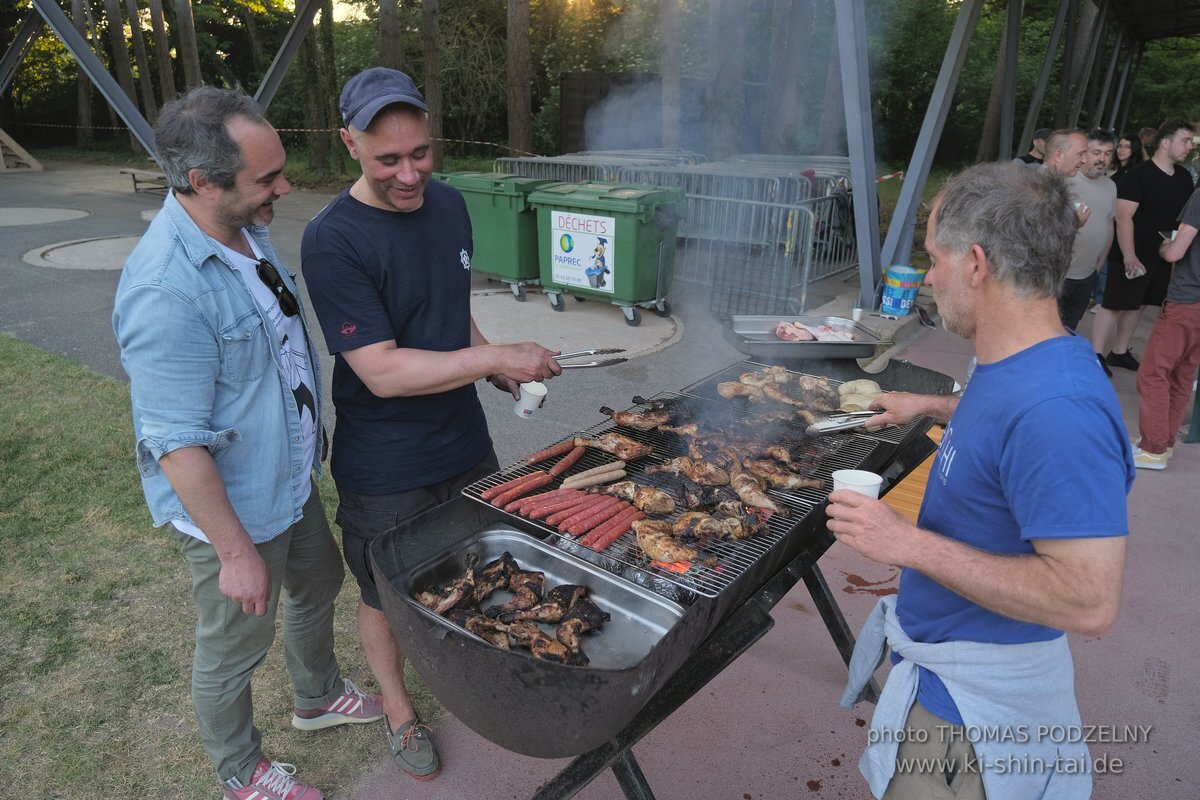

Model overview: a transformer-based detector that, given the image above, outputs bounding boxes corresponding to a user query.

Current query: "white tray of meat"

[721,315,889,360]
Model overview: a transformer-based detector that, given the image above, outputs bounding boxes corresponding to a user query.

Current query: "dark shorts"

[334,451,500,609]
[1059,272,1097,331]
[1102,259,1172,310]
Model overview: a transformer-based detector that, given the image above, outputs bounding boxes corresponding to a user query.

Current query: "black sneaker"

[1106,350,1140,371]
[1096,353,1113,377]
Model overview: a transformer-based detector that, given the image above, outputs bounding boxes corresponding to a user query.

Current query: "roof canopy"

[1109,0,1200,42]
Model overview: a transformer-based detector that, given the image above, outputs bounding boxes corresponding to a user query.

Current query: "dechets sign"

[549,210,616,294]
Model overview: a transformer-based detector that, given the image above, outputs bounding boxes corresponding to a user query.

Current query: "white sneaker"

[1132,446,1169,470]
[1131,436,1173,458]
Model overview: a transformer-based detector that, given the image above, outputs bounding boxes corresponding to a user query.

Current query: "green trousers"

[172,488,346,785]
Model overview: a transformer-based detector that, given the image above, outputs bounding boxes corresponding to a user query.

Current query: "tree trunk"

[379,0,402,70]
[86,0,122,131]
[974,22,1009,163]
[320,0,340,162]
[423,0,443,170]
[124,0,158,121]
[705,0,744,159]
[73,0,95,146]
[301,30,329,173]
[174,0,203,89]
[146,0,175,103]
[242,8,265,79]
[659,0,680,149]
[506,0,532,155]
[102,0,143,149]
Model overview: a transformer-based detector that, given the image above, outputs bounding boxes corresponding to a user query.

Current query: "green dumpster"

[437,172,559,301]
[527,182,683,326]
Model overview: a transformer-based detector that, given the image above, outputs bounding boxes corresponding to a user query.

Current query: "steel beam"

[880,0,985,273]
[1107,42,1136,132]
[999,0,1024,160]
[1019,0,1069,156]
[1093,27,1124,127]
[0,14,43,95]
[1070,0,1108,127]
[1114,44,1144,135]
[28,0,156,156]
[834,0,883,310]
[253,0,322,111]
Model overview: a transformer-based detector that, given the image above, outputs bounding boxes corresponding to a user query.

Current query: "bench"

[120,168,169,194]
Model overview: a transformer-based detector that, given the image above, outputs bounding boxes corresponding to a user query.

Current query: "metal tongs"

[554,348,628,369]
[804,409,884,437]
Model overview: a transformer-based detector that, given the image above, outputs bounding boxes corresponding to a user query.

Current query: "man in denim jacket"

[113,87,381,800]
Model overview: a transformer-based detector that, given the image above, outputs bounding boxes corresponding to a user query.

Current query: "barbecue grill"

[371,358,952,796]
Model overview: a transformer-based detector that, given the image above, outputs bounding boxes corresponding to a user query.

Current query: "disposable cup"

[513,381,547,418]
[851,307,863,322]
[831,469,883,499]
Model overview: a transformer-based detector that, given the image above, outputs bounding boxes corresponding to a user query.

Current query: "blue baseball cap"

[339,67,428,130]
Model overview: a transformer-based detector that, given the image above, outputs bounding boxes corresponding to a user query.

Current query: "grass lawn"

[0,333,438,798]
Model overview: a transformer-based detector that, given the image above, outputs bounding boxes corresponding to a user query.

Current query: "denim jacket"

[113,192,322,543]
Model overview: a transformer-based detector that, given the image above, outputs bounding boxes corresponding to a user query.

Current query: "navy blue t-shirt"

[898,335,1133,725]
[301,180,492,495]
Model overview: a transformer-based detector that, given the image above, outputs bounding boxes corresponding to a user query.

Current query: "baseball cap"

[1032,128,1053,142]
[339,67,428,130]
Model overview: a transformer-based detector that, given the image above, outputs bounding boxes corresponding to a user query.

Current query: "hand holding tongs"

[554,348,627,369]
[805,409,884,436]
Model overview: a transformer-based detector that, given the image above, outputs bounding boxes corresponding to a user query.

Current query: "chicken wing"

[498,584,588,624]
[599,405,672,431]
[484,568,545,618]
[632,519,712,565]
[556,598,610,655]
[728,459,789,516]
[645,456,730,486]
[576,432,653,461]
[470,551,517,606]
[593,480,676,514]
[505,620,586,666]
[717,381,764,401]
[413,553,478,614]
[741,458,825,491]
[443,608,511,650]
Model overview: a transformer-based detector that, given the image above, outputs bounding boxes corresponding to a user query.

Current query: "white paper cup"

[831,469,883,499]
[851,307,863,322]
[513,381,547,418]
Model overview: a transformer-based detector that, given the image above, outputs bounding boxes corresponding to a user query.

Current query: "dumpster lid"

[528,181,682,212]
[436,171,558,195]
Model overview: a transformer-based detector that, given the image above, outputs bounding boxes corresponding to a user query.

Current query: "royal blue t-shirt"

[898,334,1134,724]
[301,180,493,495]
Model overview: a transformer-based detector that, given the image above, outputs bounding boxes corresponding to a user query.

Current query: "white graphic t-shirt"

[174,233,317,542]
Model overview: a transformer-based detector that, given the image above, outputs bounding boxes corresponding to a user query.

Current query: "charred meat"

[470,551,517,605]
[717,381,764,401]
[444,608,511,650]
[645,456,730,486]
[741,458,825,491]
[592,480,676,514]
[413,552,478,614]
[728,459,789,516]
[737,365,791,387]
[673,510,765,541]
[556,598,610,655]
[598,405,672,431]
[484,568,545,618]
[498,584,588,624]
[632,519,715,565]
[506,620,587,666]
[575,432,653,461]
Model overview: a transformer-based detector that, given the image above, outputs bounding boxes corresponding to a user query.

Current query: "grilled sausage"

[546,494,609,525]
[481,470,547,500]
[581,507,645,550]
[556,497,622,533]
[523,440,577,465]
[490,473,553,507]
[565,501,631,536]
[546,445,587,478]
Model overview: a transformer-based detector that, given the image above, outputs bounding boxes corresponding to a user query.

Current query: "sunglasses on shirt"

[255,258,299,317]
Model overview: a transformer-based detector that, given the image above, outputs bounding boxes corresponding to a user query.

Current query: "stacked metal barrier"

[493,150,859,317]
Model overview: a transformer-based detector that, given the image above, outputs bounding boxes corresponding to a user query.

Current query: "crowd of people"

[109,71,1191,800]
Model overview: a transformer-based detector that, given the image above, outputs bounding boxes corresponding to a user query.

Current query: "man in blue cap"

[301,68,562,780]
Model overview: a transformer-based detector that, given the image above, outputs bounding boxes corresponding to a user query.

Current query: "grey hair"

[931,162,1075,298]
[153,86,268,195]
[1044,128,1084,158]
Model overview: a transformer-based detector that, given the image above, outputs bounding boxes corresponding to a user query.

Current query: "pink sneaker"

[291,678,384,731]
[223,758,323,800]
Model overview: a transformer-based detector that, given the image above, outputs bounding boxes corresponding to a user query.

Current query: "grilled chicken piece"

[443,608,511,650]
[556,598,610,654]
[470,551,517,605]
[673,510,765,541]
[484,568,546,618]
[741,458,825,490]
[414,553,479,614]
[576,432,653,461]
[498,584,588,624]
[599,405,672,431]
[659,422,700,437]
[717,381,764,401]
[506,620,586,665]
[737,366,792,387]
[728,460,789,516]
[632,519,714,565]
[797,375,839,407]
[592,480,676,514]
[631,395,694,423]
[645,456,730,486]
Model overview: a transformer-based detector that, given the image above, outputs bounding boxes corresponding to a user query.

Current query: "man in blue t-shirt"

[301,68,562,781]
[829,162,1134,799]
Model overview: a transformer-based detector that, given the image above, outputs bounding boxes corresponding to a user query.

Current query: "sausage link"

[490,473,553,507]
[565,501,629,536]
[524,492,594,520]
[546,445,587,478]
[506,487,575,514]
[582,508,645,550]
[545,495,609,525]
[556,496,622,533]
[480,470,546,500]
[523,439,576,465]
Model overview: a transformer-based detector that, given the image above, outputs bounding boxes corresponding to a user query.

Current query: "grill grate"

[462,362,920,599]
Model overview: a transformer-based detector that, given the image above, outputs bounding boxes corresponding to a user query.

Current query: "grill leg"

[528,599,774,800]
[801,561,880,704]
[611,751,656,800]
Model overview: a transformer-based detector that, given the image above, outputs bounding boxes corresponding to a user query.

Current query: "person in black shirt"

[1015,127,1053,165]
[1090,119,1195,372]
